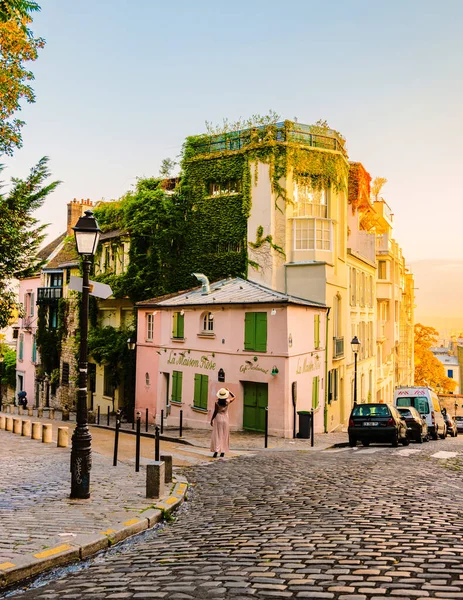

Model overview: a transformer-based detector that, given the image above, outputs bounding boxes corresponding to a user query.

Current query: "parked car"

[393,386,446,440]
[455,416,463,434]
[443,412,458,437]
[397,406,429,443]
[348,403,409,447]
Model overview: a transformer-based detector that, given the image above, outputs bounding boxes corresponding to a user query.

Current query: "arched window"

[202,312,214,332]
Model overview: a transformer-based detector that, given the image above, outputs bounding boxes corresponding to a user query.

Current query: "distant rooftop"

[137,277,327,309]
[187,121,348,159]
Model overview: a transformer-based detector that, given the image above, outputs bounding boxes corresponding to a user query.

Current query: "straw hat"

[216,388,229,399]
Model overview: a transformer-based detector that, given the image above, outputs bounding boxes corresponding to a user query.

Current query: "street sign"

[68,276,113,299]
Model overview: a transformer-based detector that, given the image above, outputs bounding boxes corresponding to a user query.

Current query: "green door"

[243,382,268,432]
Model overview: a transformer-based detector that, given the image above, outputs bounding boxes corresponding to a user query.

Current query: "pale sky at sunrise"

[3,0,463,321]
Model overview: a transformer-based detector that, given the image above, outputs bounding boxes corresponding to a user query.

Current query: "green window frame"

[172,311,184,339]
[171,370,183,403]
[314,314,320,349]
[244,312,267,352]
[32,334,37,363]
[312,375,319,410]
[18,334,24,361]
[193,373,208,410]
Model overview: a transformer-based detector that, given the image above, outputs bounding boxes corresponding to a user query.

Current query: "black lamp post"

[351,336,361,406]
[0,354,4,412]
[70,210,101,499]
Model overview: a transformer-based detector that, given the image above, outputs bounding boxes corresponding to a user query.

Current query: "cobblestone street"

[7,435,463,599]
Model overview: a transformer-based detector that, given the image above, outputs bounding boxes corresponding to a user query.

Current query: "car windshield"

[456,417,463,421]
[352,405,390,417]
[398,408,412,418]
[396,396,429,413]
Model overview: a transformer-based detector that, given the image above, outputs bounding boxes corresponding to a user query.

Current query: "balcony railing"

[333,337,344,359]
[37,287,62,305]
[22,317,33,330]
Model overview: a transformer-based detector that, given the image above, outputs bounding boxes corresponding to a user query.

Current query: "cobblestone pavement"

[8,435,463,599]
[0,431,161,562]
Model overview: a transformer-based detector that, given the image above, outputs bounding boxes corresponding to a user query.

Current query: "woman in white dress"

[210,388,235,458]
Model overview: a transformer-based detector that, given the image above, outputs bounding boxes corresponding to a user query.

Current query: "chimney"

[67,198,95,236]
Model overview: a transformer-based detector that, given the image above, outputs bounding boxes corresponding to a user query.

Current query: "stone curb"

[0,475,188,590]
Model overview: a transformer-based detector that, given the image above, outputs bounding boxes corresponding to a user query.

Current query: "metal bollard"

[264,406,269,448]
[57,427,69,447]
[97,405,100,425]
[42,423,52,443]
[22,420,31,437]
[135,411,141,472]
[310,408,314,447]
[31,422,42,440]
[179,409,183,437]
[155,425,160,462]
[113,410,121,467]
[161,409,164,434]
[132,408,135,430]
[145,407,148,433]
[107,405,110,426]
[13,418,22,434]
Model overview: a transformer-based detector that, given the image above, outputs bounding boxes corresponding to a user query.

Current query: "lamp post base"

[70,425,92,499]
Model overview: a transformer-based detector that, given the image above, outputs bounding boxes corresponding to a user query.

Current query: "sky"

[3,0,463,320]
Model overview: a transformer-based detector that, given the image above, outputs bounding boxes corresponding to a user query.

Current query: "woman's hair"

[217,398,228,407]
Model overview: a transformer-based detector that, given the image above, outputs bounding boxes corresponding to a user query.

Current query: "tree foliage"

[371,177,388,201]
[88,325,135,387]
[0,157,60,328]
[0,0,44,155]
[414,323,457,393]
[0,341,17,388]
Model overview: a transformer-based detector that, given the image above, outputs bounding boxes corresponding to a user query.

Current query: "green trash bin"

[297,410,311,439]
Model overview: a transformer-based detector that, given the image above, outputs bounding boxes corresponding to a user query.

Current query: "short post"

[27,407,33,417]
[0,415,5,429]
[42,423,52,443]
[18,407,23,416]
[155,425,160,462]
[146,462,165,499]
[113,410,121,467]
[97,405,100,425]
[310,408,314,447]
[160,409,164,434]
[13,418,22,434]
[31,422,42,440]
[160,454,172,483]
[145,407,148,433]
[6,416,13,431]
[37,407,43,418]
[107,406,110,427]
[57,427,69,447]
[49,408,55,420]
[21,420,31,437]
[179,409,183,437]
[264,406,269,448]
[135,411,141,472]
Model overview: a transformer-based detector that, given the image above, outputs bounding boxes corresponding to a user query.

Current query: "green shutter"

[178,313,184,338]
[193,373,201,407]
[314,314,320,348]
[200,374,208,409]
[30,293,35,317]
[19,335,23,360]
[244,313,255,350]
[312,376,319,410]
[172,371,182,403]
[255,313,267,352]
[171,371,178,402]
[172,312,178,338]
[32,336,37,363]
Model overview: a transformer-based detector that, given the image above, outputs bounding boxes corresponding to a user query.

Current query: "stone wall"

[55,298,79,410]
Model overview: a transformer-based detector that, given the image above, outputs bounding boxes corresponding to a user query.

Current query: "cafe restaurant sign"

[167,351,216,371]
[296,354,321,375]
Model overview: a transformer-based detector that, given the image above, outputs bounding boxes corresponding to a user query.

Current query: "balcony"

[22,317,33,331]
[333,337,344,359]
[348,230,376,263]
[37,287,62,305]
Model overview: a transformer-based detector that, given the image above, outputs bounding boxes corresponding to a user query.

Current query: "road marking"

[431,451,459,459]
[0,562,15,570]
[100,529,116,535]
[34,544,72,559]
[122,518,140,526]
[397,448,422,456]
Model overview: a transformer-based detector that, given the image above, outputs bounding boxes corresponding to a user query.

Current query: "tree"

[0,0,44,155]
[414,323,457,393]
[0,157,60,328]
[159,158,176,179]
[371,177,388,201]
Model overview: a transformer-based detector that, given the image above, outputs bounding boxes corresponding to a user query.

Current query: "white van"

[393,386,446,440]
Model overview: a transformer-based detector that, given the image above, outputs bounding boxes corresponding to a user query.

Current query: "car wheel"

[439,428,446,439]
[450,430,456,437]
[362,440,370,447]
[392,433,399,447]
[402,436,410,446]
[455,430,458,437]
[416,433,423,444]
[349,436,357,447]
[431,430,438,440]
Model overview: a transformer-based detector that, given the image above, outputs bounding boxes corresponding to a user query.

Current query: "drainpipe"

[324,307,331,434]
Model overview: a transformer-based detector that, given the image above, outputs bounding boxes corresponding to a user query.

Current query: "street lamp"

[127,336,136,351]
[351,336,361,406]
[70,210,101,499]
[0,354,4,412]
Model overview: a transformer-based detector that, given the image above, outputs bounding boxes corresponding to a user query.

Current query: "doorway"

[243,382,268,432]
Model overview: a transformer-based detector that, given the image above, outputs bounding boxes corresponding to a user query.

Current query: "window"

[294,219,331,250]
[32,335,37,363]
[146,313,154,341]
[50,273,63,287]
[396,396,429,413]
[244,312,267,352]
[209,181,241,196]
[172,312,184,339]
[202,312,214,332]
[312,376,320,410]
[171,371,183,403]
[49,306,58,329]
[293,184,327,218]
[314,314,320,349]
[104,365,115,397]
[378,260,387,279]
[66,269,71,284]
[350,269,357,305]
[333,294,342,339]
[193,374,208,410]
[18,333,24,361]
[328,369,338,403]
[61,362,70,385]
[448,369,454,378]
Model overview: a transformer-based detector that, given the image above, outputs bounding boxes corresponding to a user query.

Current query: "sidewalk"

[0,412,188,589]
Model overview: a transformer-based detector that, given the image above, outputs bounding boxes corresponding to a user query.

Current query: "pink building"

[135,277,328,438]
